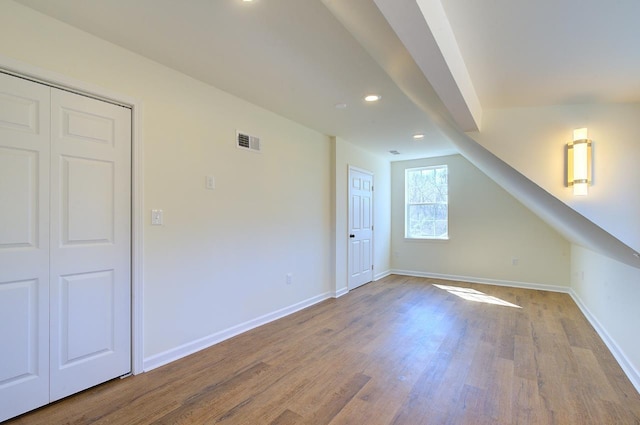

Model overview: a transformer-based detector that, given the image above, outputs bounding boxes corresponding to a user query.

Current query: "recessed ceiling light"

[364,94,381,102]
[335,103,347,109]
[413,134,425,140]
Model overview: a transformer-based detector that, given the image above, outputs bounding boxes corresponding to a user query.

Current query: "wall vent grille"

[236,131,261,152]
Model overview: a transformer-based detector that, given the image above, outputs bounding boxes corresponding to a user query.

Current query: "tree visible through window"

[405,165,448,239]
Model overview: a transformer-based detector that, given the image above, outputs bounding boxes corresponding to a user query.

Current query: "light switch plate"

[151,209,163,225]
[206,176,215,190]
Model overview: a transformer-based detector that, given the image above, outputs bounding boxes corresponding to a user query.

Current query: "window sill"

[404,236,449,242]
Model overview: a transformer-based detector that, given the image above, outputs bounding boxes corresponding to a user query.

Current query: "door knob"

[349,234,355,238]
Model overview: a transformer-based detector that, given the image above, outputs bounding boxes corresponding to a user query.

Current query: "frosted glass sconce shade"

[566,128,592,196]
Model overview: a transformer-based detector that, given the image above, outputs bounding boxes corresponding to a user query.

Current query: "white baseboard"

[143,291,332,372]
[568,289,640,394]
[391,269,640,394]
[143,270,640,395]
[333,270,391,298]
[334,287,349,298]
[391,269,571,293]
[374,269,392,281]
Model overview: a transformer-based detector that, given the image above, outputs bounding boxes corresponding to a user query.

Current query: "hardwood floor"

[6,275,640,424]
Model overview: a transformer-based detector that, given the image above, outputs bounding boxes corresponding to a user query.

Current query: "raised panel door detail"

[362,196,371,229]
[0,91,39,134]
[0,148,38,249]
[0,279,40,385]
[61,108,114,146]
[61,156,114,245]
[351,194,362,230]
[349,240,361,279]
[0,276,49,421]
[361,239,371,272]
[58,271,115,367]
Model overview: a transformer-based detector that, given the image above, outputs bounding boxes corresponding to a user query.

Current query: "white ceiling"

[15,0,640,160]
[440,0,640,108]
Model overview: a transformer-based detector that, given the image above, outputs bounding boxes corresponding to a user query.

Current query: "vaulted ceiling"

[16,0,640,161]
[14,0,640,267]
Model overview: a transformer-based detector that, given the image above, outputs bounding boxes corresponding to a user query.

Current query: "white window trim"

[405,165,449,240]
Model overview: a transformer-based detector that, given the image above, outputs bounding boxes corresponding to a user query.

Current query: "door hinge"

[371,265,374,270]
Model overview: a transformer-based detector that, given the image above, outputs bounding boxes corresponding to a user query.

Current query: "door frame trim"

[347,165,374,291]
[0,54,144,374]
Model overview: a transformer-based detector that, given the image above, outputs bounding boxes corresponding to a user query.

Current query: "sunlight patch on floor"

[433,284,521,308]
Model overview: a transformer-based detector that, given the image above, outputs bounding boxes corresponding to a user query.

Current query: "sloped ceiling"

[438,0,640,108]
[18,0,639,155]
[16,0,640,268]
[327,0,640,268]
[15,0,457,160]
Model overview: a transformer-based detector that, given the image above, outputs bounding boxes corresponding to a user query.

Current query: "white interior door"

[0,73,131,421]
[348,167,373,290]
[0,72,51,421]
[49,88,131,401]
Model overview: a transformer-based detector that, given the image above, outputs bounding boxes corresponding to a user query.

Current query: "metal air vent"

[236,131,261,152]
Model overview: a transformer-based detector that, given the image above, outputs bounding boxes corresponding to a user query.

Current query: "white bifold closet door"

[0,72,131,421]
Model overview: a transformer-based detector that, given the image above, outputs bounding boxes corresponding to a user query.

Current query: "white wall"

[0,1,332,363]
[333,137,391,294]
[470,104,640,253]
[391,155,571,287]
[571,245,640,389]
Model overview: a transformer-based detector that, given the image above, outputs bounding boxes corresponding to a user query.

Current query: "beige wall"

[4,0,638,389]
[571,245,640,388]
[333,137,391,294]
[470,104,640,253]
[471,105,640,389]
[0,1,332,361]
[391,154,571,287]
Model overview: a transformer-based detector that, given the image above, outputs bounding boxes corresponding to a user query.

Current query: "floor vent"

[236,131,261,152]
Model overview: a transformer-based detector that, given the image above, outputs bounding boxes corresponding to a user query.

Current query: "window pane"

[434,220,448,238]
[407,169,436,204]
[407,205,444,238]
[435,204,448,220]
[408,217,435,238]
[435,187,447,203]
[405,165,448,239]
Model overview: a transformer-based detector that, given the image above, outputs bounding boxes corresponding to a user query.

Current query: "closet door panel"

[49,88,131,401]
[0,72,51,422]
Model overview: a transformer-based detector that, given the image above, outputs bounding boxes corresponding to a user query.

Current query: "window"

[405,165,448,239]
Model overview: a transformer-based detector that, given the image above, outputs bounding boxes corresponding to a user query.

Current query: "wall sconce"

[566,128,592,196]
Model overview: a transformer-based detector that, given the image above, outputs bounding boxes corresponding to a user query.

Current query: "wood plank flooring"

[6,275,640,424]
